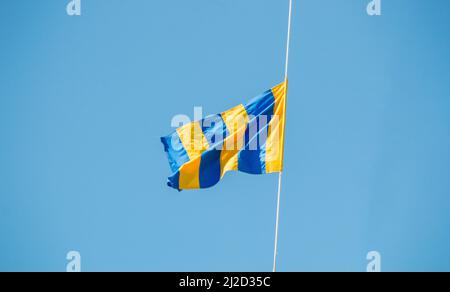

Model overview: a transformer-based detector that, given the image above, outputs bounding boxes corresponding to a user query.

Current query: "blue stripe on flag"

[199,114,227,188]
[167,171,180,190]
[199,148,222,188]
[160,133,190,173]
[201,114,227,148]
[238,89,275,174]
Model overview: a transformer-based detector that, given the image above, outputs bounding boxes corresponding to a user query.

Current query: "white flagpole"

[273,0,293,273]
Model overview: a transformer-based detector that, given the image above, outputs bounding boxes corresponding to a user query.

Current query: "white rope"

[273,0,293,273]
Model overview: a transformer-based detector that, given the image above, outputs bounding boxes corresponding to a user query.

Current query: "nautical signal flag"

[161,81,287,190]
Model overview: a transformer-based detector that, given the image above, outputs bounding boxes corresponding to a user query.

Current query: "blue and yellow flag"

[161,81,287,190]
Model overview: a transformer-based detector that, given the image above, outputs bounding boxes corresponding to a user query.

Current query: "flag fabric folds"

[161,81,287,190]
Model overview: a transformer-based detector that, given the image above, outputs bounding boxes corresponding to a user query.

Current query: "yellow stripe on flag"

[178,157,202,189]
[176,121,209,160]
[265,80,287,173]
[220,104,249,177]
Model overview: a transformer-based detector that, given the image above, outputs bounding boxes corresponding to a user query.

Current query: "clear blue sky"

[1,0,449,271]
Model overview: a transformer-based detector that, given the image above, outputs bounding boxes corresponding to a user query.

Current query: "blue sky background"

[0,0,449,271]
